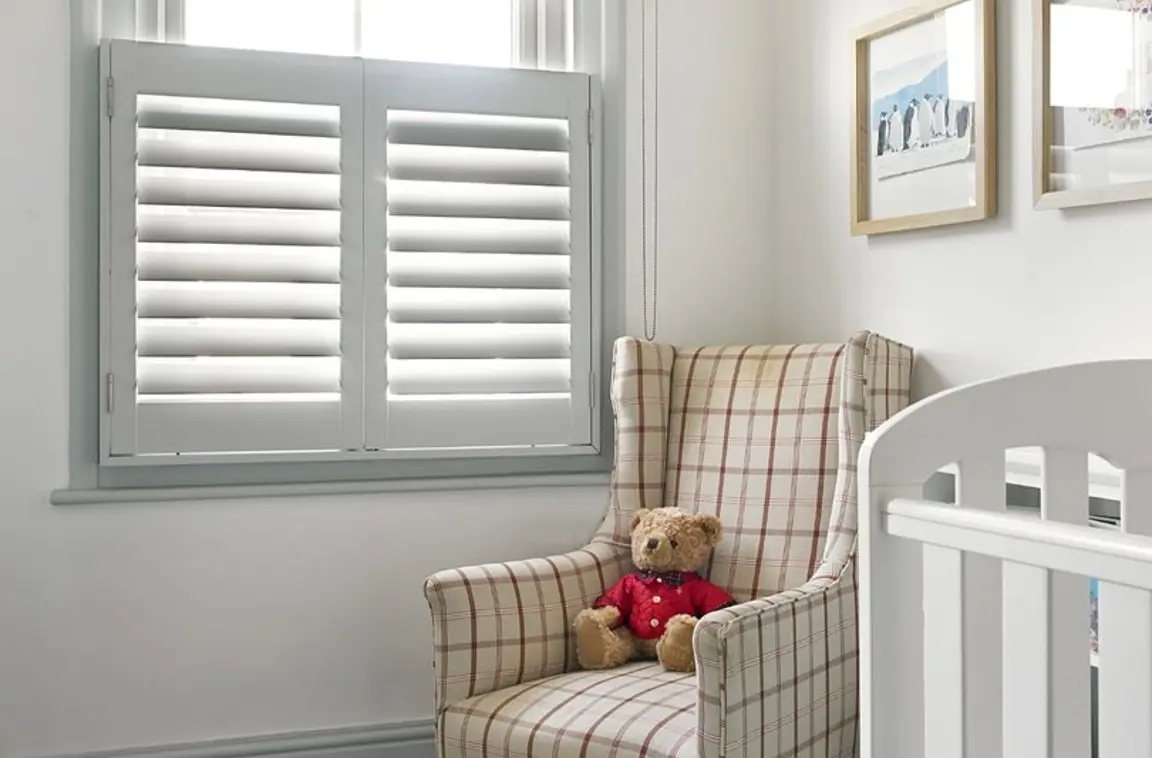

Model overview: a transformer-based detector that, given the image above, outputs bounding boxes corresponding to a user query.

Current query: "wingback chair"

[423,331,914,758]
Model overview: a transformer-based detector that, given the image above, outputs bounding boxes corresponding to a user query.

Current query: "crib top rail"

[886,497,1152,591]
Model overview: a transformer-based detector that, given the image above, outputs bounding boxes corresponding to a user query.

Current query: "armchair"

[424,332,913,758]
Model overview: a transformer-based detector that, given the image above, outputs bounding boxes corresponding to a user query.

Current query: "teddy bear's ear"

[694,514,723,546]
[629,509,650,531]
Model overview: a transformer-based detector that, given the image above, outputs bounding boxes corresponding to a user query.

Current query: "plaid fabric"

[440,663,698,758]
[694,332,912,758]
[425,332,914,758]
[664,343,849,600]
[425,339,673,714]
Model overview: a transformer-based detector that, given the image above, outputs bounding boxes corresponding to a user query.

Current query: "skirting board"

[44,720,435,758]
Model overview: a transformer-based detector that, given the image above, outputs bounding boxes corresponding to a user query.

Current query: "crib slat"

[923,542,964,758]
[1121,470,1152,536]
[956,454,1005,758]
[1098,470,1152,758]
[1040,448,1091,758]
[1097,583,1152,758]
[1002,561,1049,758]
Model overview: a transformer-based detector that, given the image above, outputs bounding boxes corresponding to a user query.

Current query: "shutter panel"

[363,60,593,451]
[104,41,365,457]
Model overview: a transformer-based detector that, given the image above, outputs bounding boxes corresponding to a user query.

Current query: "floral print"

[1077,104,1152,132]
[1119,0,1152,17]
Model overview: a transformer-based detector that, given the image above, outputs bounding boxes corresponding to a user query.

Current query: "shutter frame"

[100,42,600,464]
[363,59,595,452]
[102,40,366,458]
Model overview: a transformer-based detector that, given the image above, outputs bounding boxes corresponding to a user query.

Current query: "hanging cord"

[640,0,659,341]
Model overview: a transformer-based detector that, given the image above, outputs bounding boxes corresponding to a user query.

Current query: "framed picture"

[851,0,997,236]
[1035,0,1152,210]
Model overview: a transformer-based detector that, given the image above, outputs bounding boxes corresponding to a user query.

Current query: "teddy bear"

[573,507,735,673]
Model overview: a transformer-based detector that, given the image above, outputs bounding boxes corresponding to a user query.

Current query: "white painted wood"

[1098,469,1152,758]
[860,484,925,758]
[923,543,965,758]
[1121,470,1152,537]
[934,447,1123,504]
[1040,448,1092,758]
[861,358,1152,758]
[1097,582,1152,758]
[864,361,1152,489]
[956,454,1005,758]
[886,499,1152,590]
[1001,560,1050,758]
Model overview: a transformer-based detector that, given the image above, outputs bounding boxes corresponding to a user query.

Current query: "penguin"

[917,94,934,146]
[877,111,889,157]
[946,98,957,138]
[903,100,916,149]
[933,96,947,138]
[957,103,971,140]
[888,106,904,153]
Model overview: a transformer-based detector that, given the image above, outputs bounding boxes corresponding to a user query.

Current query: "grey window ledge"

[51,472,613,505]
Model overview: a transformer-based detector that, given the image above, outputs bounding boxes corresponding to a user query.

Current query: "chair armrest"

[423,540,631,714]
[693,566,859,758]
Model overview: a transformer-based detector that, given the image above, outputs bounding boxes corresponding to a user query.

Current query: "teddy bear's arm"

[591,573,634,618]
[692,578,737,616]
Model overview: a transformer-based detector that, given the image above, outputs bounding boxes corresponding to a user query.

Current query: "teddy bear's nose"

[646,538,659,550]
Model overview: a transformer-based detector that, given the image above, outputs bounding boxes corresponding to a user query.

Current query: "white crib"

[859,360,1152,758]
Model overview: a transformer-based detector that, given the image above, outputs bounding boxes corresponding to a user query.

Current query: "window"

[99,4,600,469]
[145,0,573,71]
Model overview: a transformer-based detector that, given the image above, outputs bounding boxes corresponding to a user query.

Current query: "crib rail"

[885,499,1152,588]
[881,495,1152,758]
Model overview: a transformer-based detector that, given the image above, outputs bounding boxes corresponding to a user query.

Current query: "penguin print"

[903,100,916,149]
[888,106,903,153]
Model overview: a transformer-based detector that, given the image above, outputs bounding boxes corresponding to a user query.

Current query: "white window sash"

[152,0,571,68]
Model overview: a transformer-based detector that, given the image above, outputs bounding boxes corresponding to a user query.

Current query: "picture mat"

[1050,0,1152,191]
[866,0,979,220]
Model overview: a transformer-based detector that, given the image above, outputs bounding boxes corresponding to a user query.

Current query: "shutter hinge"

[105,373,115,414]
[105,76,114,118]
[587,107,594,145]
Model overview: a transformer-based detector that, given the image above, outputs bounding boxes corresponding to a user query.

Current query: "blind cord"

[640,0,659,342]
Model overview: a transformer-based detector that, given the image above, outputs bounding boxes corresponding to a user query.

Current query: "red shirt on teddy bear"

[593,570,735,640]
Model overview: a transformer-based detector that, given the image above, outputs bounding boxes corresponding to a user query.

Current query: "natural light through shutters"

[134,95,343,405]
[384,109,573,405]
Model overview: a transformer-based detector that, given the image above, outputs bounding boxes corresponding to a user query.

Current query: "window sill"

[50,471,612,505]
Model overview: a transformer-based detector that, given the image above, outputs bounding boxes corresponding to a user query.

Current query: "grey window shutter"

[363,60,594,451]
[103,41,365,457]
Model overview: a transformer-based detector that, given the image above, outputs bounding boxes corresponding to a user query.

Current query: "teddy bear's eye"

[670,539,678,548]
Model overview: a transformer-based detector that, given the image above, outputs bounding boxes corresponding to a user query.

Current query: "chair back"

[595,332,913,599]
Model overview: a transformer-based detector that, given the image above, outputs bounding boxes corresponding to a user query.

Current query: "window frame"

[98,38,604,469]
[60,0,621,500]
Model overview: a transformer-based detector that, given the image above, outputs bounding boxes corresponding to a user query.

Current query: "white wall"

[0,1,774,755]
[623,1,776,345]
[773,0,1152,397]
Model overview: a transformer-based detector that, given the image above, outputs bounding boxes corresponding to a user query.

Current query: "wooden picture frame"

[1034,0,1152,210]
[851,0,997,236]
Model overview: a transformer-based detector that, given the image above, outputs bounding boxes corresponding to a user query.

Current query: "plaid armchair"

[423,332,913,758]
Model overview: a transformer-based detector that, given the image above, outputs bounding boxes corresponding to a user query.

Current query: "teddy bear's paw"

[574,605,620,629]
[574,615,635,670]
[656,614,697,673]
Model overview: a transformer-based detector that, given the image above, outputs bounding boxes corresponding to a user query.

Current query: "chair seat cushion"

[439,663,700,758]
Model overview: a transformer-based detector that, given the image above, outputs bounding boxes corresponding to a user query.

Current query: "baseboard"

[46,720,436,758]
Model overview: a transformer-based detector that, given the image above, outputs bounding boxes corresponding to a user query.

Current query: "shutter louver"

[105,42,364,457]
[364,62,593,451]
[135,95,343,400]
